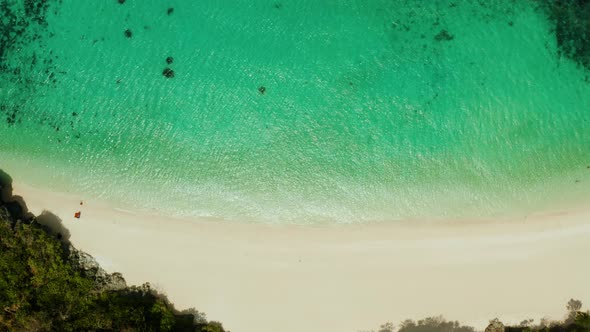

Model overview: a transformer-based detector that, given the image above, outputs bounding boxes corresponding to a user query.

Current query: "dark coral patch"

[543,0,590,69]
[24,0,52,24]
[162,68,174,78]
[258,86,266,94]
[434,29,454,41]
[124,29,132,38]
[166,56,174,64]
[118,0,125,4]
[0,0,66,134]
[167,7,174,15]
[1,105,21,126]
[1,0,54,61]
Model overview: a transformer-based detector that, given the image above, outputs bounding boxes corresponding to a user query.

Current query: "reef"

[539,0,590,70]
[0,0,57,67]
[0,0,62,127]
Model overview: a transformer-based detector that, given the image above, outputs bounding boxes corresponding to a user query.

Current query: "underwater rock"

[166,56,174,64]
[118,0,125,4]
[124,29,132,38]
[162,68,174,78]
[258,86,266,94]
[434,29,454,41]
[167,7,174,15]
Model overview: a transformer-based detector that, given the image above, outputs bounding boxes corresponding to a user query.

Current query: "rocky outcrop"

[69,249,128,291]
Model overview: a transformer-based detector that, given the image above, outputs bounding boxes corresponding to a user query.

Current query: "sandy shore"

[11,182,590,332]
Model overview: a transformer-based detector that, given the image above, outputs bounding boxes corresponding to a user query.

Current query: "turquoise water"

[1,0,589,223]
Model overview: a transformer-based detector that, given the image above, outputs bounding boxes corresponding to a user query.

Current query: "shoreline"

[11,181,590,332]
[3,153,590,226]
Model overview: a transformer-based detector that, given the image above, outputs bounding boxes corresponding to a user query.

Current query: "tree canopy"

[0,170,227,332]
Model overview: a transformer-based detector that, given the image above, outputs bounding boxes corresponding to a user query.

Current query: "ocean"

[1,0,589,223]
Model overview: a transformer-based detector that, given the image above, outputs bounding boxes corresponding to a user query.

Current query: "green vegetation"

[0,170,227,332]
[365,317,478,332]
[366,302,590,332]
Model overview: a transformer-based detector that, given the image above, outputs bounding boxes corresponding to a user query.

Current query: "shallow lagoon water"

[1,0,589,223]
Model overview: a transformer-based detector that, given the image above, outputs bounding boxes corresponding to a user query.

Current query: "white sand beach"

[12,182,590,332]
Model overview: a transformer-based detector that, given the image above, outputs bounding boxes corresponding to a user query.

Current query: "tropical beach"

[2,0,590,331]
[3,179,588,332]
